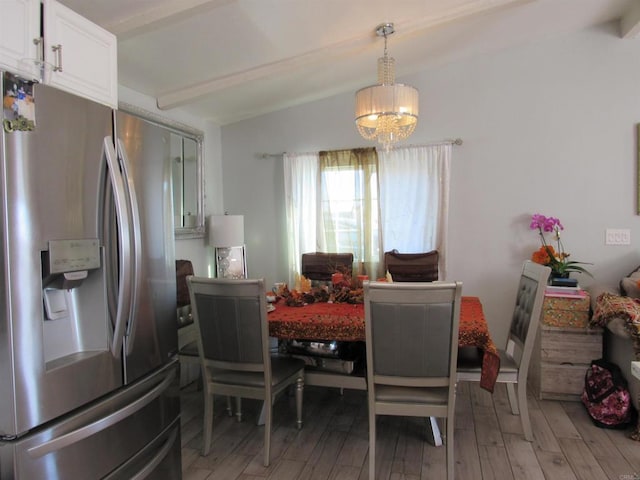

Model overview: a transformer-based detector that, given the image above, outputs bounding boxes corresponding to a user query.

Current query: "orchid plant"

[529,214,592,277]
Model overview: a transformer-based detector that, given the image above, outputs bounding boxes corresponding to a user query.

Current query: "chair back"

[301,252,354,281]
[176,259,194,307]
[364,281,462,387]
[383,250,439,282]
[176,259,195,328]
[506,261,551,368]
[187,277,269,373]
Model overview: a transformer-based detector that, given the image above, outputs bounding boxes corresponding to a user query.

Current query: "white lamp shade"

[208,215,244,247]
[355,83,419,129]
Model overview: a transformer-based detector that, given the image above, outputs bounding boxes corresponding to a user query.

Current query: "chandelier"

[355,23,419,151]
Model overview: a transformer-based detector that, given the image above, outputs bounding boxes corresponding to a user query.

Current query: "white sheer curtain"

[283,152,320,285]
[284,143,452,284]
[377,143,451,278]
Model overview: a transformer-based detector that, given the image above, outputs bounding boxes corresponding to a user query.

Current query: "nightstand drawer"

[539,363,588,399]
[541,293,590,327]
[530,325,603,401]
[540,327,602,364]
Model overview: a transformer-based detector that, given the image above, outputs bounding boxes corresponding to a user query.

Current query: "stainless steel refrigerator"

[0,72,181,479]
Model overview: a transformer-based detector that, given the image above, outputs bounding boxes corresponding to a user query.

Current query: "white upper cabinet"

[0,0,40,79]
[0,0,118,108]
[42,0,117,108]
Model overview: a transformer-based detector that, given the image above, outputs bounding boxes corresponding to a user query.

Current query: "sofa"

[588,277,640,435]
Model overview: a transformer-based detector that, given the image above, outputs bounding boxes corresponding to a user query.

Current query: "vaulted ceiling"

[59,0,639,125]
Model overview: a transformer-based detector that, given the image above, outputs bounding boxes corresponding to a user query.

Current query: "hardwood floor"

[179,381,640,480]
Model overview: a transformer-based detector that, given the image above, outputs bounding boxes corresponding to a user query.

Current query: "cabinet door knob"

[52,44,63,72]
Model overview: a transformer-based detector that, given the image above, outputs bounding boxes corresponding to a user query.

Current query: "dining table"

[265,294,499,446]
[268,295,500,393]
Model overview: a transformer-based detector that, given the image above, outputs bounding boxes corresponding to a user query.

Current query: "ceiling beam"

[106,0,236,39]
[620,0,640,39]
[156,0,529,110]
[156,36,370,111]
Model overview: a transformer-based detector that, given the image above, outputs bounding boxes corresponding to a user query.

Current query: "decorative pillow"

[592,292,640,327]
[620,266,640,299]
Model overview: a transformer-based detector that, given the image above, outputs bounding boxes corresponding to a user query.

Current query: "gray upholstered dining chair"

[364,280,462,480]
[187,276,305,466]
[457,260,550,441]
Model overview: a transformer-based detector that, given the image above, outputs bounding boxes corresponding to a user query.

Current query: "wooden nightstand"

[529,292,602,401]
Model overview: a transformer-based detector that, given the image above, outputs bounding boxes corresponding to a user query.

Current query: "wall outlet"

[605,228,631,245]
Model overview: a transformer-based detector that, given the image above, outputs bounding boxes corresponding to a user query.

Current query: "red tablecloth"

[268,296,500,392]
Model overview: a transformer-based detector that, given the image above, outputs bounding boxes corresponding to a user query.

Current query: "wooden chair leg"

[235,396,242,422]
[517,383,533,441]
[368,411,376,480]
[295,376,304,429]
[264,399,272,467]
[506,382,520,415]
[446,415,454,480]
[202,389,214,456]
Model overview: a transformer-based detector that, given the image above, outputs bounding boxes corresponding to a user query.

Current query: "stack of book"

[544,285,588,298]
[549,276,579,287]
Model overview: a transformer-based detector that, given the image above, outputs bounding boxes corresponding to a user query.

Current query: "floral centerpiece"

[280,269,364,306]
[529,213,592,278]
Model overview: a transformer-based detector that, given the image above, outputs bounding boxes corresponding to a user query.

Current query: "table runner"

[268,296,500,392]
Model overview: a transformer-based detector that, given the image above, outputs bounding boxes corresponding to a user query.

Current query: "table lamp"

[208,214,247,278]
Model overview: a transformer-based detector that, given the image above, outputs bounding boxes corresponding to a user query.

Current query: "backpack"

[581,359,636,429]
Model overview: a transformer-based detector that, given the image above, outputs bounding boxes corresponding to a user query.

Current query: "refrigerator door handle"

[117,139,143,356]
[103,137,133,358]
[26,368,177,459]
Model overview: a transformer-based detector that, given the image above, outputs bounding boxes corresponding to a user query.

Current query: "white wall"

[118,85,224,276]
[219,22,640,346]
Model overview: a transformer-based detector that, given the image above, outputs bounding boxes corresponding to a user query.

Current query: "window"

[321,167,379,257]
[284,143,451,285]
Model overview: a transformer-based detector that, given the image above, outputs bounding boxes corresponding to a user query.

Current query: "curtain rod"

[388,138,463,151]
[400,138,463,148]
[258,137,463,159]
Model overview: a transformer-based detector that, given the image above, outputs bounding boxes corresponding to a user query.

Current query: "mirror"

[119,102,205,238]
[171,132,203,236]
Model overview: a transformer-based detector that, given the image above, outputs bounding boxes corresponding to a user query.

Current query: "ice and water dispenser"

[41,239,108,365]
